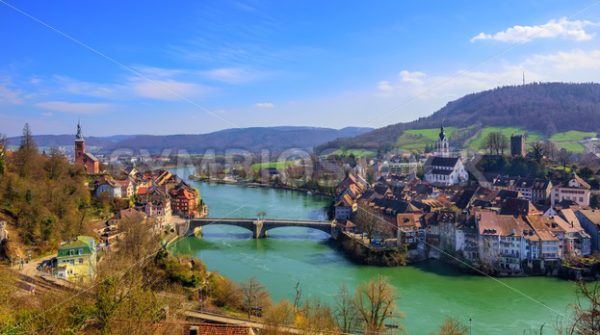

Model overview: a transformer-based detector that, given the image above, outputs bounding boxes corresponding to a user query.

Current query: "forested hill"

[7,126,372,154]
[317,82,600,152]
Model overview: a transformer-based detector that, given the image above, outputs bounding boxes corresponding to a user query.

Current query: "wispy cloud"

[53,69,213,102]
[130,78,210,101]
[54,75,121,98]
[0,77,25,104]
[255,102,274,109]
[203,67,270,84]
[399,70,426,85]
[35,101,114,113]
[471,17,598,43]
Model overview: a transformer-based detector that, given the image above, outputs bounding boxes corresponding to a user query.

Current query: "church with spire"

[74,121,100,174]
[434,124,449,157]
[423,123,468,186]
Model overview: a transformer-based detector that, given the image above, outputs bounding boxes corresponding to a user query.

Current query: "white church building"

[423,125,468,186]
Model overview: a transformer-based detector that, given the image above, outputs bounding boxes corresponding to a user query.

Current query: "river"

[169,169,578,334]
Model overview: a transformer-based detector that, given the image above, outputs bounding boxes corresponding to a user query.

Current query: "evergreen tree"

[20,123,36,152]
[14,123,41,178]
[0,135,5,177]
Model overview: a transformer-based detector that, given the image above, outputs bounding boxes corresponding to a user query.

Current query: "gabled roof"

[497,190,520,200]
[84,152,99,162]
[500,198,541,217]
[429,168,453,175]
[397,213,422,229]
[562,172,591,190]
[453,187,476,209]
[558,208,582,230]
[476,211,524,237]
[526,216,560,241]
[425,156,459,168]
[58,236,95,256]
[577,209,600,225]
[187,323,251,335]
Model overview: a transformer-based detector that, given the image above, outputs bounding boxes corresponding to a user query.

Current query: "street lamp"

[469,317,472,335]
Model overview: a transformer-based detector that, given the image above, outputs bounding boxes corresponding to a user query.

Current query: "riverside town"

[2,2,600,335]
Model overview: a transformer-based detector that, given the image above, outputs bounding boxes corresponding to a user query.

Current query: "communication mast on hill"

[522,72,525,85]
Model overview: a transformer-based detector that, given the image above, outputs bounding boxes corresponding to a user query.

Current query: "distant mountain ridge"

[7,126,373,154]
[317,82,600,152]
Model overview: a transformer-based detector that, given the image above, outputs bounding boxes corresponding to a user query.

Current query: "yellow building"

[54,236,97,282]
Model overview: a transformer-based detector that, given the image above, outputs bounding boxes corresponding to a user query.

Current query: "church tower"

[74,121,85,166]
[434,124,449,156]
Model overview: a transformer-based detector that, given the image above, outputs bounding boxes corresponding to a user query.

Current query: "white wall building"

[424,156,468,186]
[551,172,591,207]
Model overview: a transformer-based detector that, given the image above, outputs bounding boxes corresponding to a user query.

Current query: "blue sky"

[1,0,600,136]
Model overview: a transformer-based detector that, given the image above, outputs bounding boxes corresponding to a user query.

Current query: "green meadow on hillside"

[329,148,376,157]
[396,127,596,154]
[395,127,459,151]
[250,160,297,172]
[549,130,596,153]
[464,127,544,151]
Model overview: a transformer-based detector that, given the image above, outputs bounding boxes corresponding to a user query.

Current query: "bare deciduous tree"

[482,131,508,156]
[334,284,359,333]
[435,318,468,335]
[354,276,402,333]
[240,277,271,318]
[556,281,600,335]
[355,204,382,244]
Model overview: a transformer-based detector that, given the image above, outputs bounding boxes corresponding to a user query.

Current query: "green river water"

[169,169,579,334]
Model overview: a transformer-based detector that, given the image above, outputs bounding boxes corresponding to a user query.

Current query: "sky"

[1,0,600,136]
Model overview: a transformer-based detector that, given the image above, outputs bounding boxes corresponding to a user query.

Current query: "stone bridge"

[177,218,338,239]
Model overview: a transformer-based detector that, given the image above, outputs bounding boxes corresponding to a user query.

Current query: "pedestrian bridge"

[177,218,338,239]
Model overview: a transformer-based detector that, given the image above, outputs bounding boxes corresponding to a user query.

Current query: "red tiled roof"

[186,323,250,335]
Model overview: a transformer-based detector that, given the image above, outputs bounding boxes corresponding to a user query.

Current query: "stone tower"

[510,134,526,157]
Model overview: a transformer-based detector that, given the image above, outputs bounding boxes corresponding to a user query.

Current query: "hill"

[7,126,372,154]
[6,135,133,149]
[317,82,600,153]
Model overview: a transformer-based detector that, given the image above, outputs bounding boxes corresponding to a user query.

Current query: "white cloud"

[255,102,274,109]
[399,70,426,84]
[523,49,600,72]
[131,65,187,78]
[54,73,211,102]
[35,101,114,113]
[0,78,24,104]
[204,67,268,84]
[131,79,210,101]
[471,17,597,43]
[55,75,120,98]
[358,48,600,125]
[377,80,394,93]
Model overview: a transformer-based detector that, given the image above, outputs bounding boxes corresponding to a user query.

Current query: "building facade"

[551,172,591,207]
[424,156,468,186]
[53,236,97,282]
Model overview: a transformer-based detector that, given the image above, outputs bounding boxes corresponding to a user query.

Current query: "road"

[184,310,318,334]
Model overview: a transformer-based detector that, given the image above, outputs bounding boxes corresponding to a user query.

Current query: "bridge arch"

[185,218,336,239]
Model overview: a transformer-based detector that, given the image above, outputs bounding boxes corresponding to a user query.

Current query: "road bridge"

[177,218,338,239]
